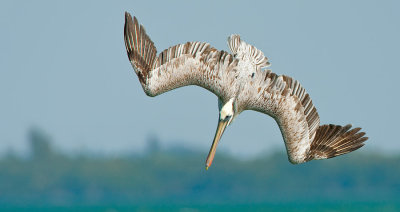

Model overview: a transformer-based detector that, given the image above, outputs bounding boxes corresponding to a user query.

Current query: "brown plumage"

[306,124,367,161]
[123,11,368,168]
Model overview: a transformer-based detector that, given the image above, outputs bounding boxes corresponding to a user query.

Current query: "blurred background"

[1,0,399,211]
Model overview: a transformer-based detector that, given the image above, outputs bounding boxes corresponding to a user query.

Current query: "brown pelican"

[123,12,368,170]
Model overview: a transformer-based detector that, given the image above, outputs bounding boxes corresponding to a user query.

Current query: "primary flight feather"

[123,12,368,169]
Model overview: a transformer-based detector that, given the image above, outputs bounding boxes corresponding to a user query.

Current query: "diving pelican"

[123,12,368,169]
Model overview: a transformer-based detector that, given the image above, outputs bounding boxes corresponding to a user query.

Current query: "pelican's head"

[205,98,235,170]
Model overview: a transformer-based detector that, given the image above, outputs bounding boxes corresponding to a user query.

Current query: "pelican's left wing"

[243,71,367,164]
[124,12,238,101]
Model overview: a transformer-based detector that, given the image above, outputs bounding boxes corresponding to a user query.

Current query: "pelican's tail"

[227,34,270,70]
[305,124,368,161]
[124,12,157,85]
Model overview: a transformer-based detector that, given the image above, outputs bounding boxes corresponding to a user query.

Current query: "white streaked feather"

[124,12,366,165]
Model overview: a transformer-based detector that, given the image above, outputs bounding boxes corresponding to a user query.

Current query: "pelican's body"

[123,12,367,169]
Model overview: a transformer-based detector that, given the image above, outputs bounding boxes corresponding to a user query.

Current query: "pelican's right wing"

[124,12,238,100]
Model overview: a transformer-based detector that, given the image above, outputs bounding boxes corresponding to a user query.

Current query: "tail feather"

[306,124,368,161]
[227,34,270,69]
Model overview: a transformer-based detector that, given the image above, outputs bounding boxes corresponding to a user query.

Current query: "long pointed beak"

[205,120,229,170]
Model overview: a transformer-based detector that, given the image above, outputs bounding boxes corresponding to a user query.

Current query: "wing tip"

[124,11,158,85]
[125,11,131,18]
[306,124,368,162]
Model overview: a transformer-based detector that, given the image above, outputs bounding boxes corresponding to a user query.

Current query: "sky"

[1,0,399,158]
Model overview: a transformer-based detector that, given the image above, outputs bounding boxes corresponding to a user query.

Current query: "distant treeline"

[0,128,399,206]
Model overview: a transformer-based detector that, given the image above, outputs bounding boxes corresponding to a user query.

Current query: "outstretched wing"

[244,71,367,163]
[124,12,238,101]
[243,71,320,163]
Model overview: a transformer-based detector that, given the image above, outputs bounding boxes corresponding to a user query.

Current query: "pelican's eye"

[224,115,232,122]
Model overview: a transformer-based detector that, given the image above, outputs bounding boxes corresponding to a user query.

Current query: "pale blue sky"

[1,0,399,157]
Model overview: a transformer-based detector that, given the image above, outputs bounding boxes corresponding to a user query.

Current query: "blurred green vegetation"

[0,128,399,211]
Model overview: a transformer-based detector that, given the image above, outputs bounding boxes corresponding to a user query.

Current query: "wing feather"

[124,12,238,100]
[306,124,367,161]
[245,71,367,163]
[244,71,320,163]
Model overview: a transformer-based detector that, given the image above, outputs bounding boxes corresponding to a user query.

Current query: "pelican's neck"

[221,98,234,116]
[218,98,236,126]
